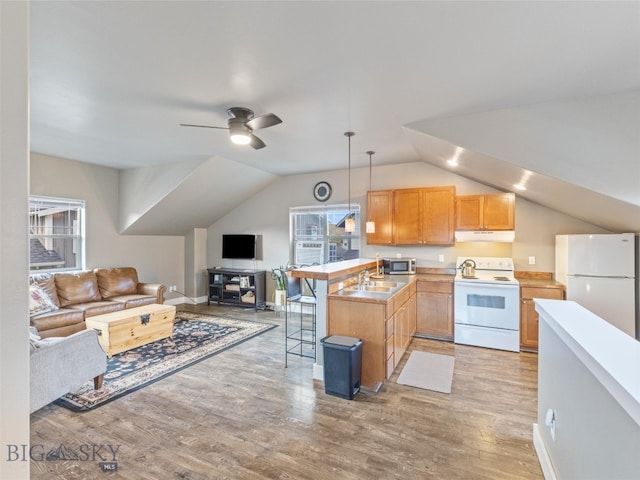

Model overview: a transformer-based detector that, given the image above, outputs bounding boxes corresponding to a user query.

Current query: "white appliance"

[555,233,638,339]
[295,241,325,266]
[454,257,520,352]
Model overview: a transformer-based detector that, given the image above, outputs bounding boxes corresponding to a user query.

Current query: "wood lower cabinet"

[415,279,454,340]
[520,286,565,351]
[391,285,417,370]
[327,283,416,388]
[327,299,387,388]
[455,192,515,231]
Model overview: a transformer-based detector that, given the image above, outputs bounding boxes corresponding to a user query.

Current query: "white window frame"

[289,204,361,265]
[29,195,86,273]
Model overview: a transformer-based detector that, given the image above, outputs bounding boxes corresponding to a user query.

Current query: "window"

[290,204,360,265]
[29,196,85,273]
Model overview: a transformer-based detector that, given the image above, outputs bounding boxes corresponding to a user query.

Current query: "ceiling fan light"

[230,133,251,145]
[229,122,252,145]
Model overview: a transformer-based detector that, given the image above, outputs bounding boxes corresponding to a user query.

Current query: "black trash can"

[321,335,363,400]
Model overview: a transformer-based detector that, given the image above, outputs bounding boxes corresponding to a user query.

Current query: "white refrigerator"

[555,233,638,338]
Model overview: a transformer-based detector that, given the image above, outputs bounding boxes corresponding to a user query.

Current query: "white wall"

[1,2,30,478]
[536,306,640,479]
[30,154,186,290]
[207,161,609,301]
[412,90,640,207]
[184,228,207,301]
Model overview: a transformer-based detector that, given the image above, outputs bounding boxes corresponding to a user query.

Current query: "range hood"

[455,230,515,243]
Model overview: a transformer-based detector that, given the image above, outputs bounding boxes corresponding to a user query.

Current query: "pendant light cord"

[345,132,354,215]
[367,150,374,192]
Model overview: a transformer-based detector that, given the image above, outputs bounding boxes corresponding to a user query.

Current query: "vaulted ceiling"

[29,2,640,233]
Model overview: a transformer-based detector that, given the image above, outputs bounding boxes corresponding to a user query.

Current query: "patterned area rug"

[55,311,276,411]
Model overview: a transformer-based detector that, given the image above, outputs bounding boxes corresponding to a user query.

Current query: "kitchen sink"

[367,281,402,289]
[344,285,394,293]
[343,280,404,294]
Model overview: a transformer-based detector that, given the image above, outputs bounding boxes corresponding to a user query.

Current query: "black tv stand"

[207,268,266,311]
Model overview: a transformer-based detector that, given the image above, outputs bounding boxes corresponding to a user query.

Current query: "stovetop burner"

[454,257,519,286]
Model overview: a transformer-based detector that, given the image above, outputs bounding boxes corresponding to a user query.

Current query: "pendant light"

[365,150,376,234]
[344,131,356,233]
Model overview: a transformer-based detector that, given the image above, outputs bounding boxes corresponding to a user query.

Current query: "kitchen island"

[328,275,417,389]
[289,259,378,380]
[290,259,458,385]
[534,299,640,479]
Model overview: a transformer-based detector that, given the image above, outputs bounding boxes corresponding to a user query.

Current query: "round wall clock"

[313,181,332,202]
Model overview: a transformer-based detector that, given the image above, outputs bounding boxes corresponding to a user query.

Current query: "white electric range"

[454,257,520,352]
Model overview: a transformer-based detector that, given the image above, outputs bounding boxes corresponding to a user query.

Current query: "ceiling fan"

[180,107,282,150]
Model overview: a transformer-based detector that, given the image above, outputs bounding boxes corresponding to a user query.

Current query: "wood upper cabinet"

[455,192,515,231]
[366,190,394,245]
[394,188,423,244]
[391,186,456,245]
[416,280,454,340]
[422,186,456,245]
[520,286,565,351]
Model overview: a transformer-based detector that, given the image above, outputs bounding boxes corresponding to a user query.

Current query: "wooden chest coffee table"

[86,304,176,357]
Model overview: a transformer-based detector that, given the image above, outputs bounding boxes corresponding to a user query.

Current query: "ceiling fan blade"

[246,113,282,131]
[179,123,228,130]
[249,134,266,150]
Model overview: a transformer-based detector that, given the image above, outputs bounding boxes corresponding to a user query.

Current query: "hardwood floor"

[30,303,543,479]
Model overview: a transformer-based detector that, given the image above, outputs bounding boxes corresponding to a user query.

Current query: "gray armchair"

[30,328,107,413]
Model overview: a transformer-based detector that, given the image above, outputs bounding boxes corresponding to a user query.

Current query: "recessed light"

[447,146,464,167]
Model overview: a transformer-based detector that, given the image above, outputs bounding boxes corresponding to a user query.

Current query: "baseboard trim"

[533,423,557,480]
[165,295,207,306]
[313,363,323,382]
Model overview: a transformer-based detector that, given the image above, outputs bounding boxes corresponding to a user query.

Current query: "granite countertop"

[518,278,565,289]
[329,272,456,303]
[288,258,378,281]
[415,273,455,282]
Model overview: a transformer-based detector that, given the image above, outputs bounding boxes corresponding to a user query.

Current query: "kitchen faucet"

[358,269,370,288]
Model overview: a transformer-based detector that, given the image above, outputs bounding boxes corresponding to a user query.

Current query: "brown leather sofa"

[30,267,166,338]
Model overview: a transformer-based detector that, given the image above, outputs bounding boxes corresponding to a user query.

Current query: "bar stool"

[284,272,317,367]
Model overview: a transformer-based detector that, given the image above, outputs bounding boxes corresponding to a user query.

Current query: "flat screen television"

[222,234,256,259]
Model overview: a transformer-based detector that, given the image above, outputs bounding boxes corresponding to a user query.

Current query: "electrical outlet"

[169,285,177,292]
[528,256,536,265]
[545,408,556,441]
[438,254,445,263]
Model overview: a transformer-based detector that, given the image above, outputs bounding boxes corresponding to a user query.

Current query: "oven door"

[454,282,519,330]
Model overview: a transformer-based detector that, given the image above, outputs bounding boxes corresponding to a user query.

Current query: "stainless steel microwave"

[383,258,416,275]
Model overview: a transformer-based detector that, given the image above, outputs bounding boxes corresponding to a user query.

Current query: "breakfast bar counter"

[288,258,377,281]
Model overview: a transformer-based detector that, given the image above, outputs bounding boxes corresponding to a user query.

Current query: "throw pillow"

[29,283,58,316]
[29,327,64,349]
[29,326,42,350]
